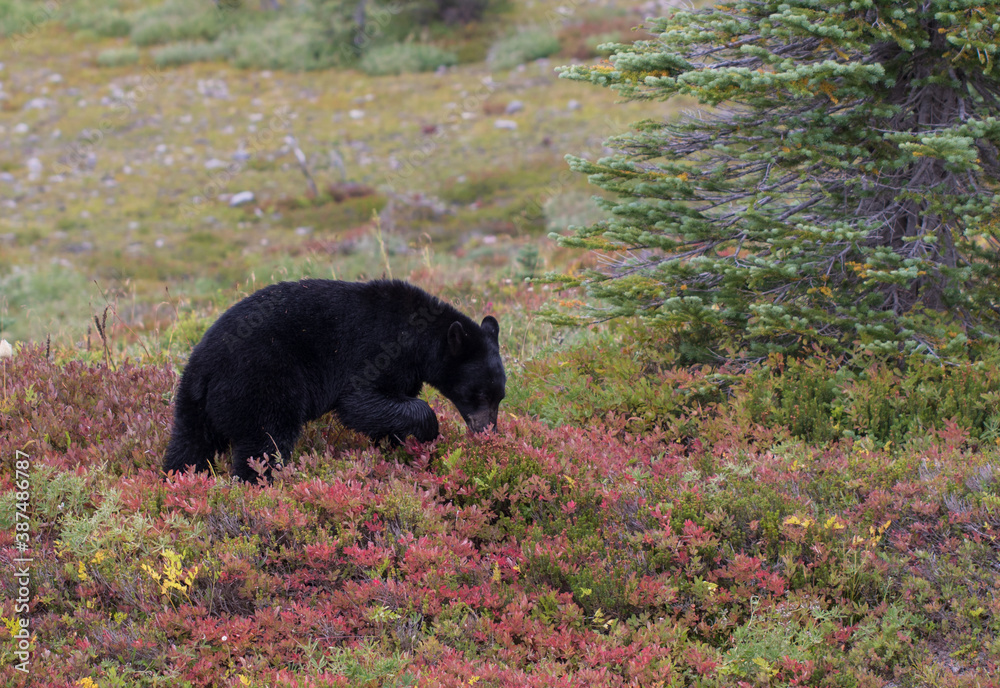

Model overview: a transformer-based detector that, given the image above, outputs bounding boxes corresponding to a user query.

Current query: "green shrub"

[129,0,225,47]
[64,7,132,38]
[726,350,1000,445]
[96,46,141,68]
[409,0,491,25]
[842,355,1000,444]
[358,43,458,76]
[0,0,44,38]
[224,16,345,71]
[488,29,560,70]
[731,354,848,443]
[152,41,230,67]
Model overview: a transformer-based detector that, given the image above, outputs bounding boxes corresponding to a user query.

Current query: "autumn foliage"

[2,341,1000,687]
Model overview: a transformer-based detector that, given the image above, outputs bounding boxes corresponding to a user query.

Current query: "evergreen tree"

[551,0,1000,362]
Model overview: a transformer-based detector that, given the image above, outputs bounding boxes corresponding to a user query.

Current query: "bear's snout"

[465,408,498,434]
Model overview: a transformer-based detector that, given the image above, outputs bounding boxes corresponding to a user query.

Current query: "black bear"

[162,279,506,481]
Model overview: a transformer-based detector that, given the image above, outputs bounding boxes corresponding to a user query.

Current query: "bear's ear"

[481,316,499,342]
[447,321,467,356]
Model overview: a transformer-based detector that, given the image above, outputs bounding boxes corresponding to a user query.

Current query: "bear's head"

[441,316,506,434]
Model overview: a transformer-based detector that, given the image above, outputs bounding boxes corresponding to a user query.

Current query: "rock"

[27,157,42,181]
[505,100,524,114]
[197,79,230,100]
[205,158,228,170]
[229,191,255,207]
[568,99,582,111]
[349,109,365,120]
[295,226,313,236]
[65,241,94,254]
[494,119,518,130]
[23,97,52,110]
[13,123,28,134]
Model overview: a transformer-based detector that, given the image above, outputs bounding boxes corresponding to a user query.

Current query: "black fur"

[163,279,506,481]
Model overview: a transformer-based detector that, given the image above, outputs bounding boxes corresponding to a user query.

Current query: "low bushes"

[488,29,561,70]
[358,43,458,76]
[96,46,141,68]
[152,41,232,68]
[0,341,999,685]
[515,327,1000,446]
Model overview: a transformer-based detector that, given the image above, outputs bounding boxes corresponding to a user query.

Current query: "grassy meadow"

[2,1,1000,687]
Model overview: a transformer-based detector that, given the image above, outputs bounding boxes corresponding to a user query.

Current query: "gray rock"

[26,157,42,181]
[568,99,582,111]
[505,100,524,115]
[65,241,94,254]
[204,158,228,170]
[197,79,230,100]
[494,119,518,130]
[229,191,255,207]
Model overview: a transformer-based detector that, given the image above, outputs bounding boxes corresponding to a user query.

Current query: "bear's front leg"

[335,392,440,444]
